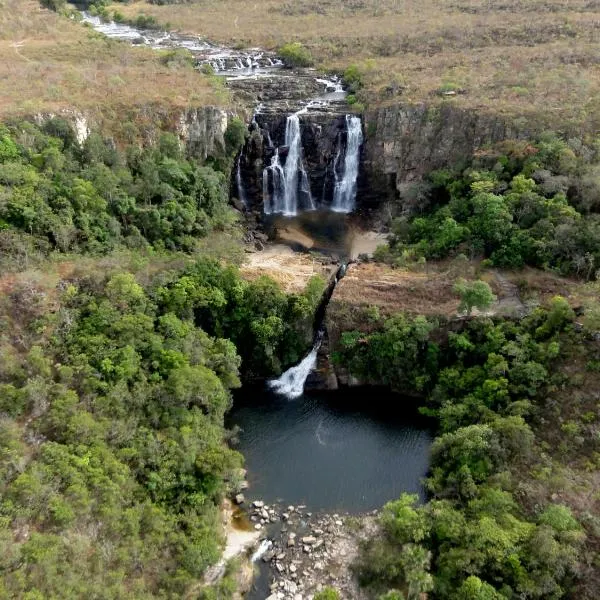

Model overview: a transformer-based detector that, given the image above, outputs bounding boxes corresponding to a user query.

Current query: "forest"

[375,136,600,279]
[0,118,325,597]
[335,298,600,599]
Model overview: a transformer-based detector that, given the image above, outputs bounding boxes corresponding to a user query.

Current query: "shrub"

[278,42,313,68]
[453,279,496,316]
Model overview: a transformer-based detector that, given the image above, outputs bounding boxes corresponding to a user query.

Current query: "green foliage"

[0,119,234,264]
[0,263,249,597]
[345,305,585,598]
[278,42,313,67]
[224,117,247,156]
[378,135,600,279]
[314,588,341,600]
[454,279,497,316]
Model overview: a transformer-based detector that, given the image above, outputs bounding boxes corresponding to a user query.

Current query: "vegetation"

[0,0,225,119]
[0,260,244,597]
[335,298,600,598]
[0,118,238,270]
[454,279,496,316]
[377,136,600,279]
[0,106,328,595]
[104,0,600,124]
[278,42,313,68]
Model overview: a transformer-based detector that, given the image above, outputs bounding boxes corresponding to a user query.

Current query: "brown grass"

[240,244,336,293]
[332,262,461,317]
[0,0,229,119]
[107,0,600,126]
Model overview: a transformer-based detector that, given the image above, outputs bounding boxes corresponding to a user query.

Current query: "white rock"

[254,523,262,530]
[301,536,317,544]
[253,500,264,508]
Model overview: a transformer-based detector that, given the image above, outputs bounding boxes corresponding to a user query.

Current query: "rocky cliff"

[360,102,539,214]
[33,105,233,163]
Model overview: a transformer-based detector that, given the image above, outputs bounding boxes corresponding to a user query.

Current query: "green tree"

[454,279,496,316]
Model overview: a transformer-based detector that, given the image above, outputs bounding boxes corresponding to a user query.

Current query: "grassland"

[0,0,229,120]
[107,0,600,125]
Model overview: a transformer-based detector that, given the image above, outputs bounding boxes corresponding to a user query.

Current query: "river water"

[228,386,432,513]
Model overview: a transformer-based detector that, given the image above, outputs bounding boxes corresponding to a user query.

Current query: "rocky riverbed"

[241,498,376,600]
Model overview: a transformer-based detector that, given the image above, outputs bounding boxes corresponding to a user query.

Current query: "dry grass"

[240,244,336,293]
[108,0,600,125]
[332,262,461,317]
[0,0,228,119]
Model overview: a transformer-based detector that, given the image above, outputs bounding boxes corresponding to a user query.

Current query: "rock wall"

[33,105,233,163]
[360,102,539,214]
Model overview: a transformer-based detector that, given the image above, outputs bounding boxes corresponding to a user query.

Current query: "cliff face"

[360,102,538,214]
[177,106,230,161]
[33,105,232,163]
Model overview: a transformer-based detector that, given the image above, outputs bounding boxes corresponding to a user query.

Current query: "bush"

[224,117,247,156]
[453,279,496,316]
[278,42,313,68]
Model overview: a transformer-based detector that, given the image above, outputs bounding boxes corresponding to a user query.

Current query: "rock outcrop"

[361,102,539,213]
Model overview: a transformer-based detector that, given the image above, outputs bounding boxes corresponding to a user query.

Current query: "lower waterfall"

[268,263,345,399]
[268,333,323,399]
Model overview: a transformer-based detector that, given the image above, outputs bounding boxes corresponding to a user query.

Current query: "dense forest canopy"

[376,136,600,280]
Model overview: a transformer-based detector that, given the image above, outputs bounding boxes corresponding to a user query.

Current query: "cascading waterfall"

[251,539,273,563]
[331,115,363,213]
[262,113,315,216]
[269,263,346,400]
[268,333,323,399]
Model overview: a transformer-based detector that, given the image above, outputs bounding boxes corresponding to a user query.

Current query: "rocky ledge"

[243,499,376,600]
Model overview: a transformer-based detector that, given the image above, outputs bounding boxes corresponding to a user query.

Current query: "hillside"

[0,0,229,121]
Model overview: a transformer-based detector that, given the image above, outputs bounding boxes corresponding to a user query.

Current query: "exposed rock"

[234,493,245,505]
[361,102,539,215]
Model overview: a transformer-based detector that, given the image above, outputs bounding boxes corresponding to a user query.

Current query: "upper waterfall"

[261,113,362,216]
[331,115,363,213]
[263,113,315,216]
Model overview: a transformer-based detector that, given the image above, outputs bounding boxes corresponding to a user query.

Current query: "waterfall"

[251,539,273,563]
[236,152,247,207]
[262,113,314,216]
[331,115,363,213]
[263,150,285,215]
[268,339,322,400]
[268,263,347,400]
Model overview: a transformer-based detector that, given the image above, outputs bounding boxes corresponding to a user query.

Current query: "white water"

[263,113,315,216]
[250,539,273,563]
[268,338,322,399]
[236,152,247,207]
[332,115,363,213]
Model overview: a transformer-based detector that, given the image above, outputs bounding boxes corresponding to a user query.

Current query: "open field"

[0,0,229,119]
[108,0,600,125]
